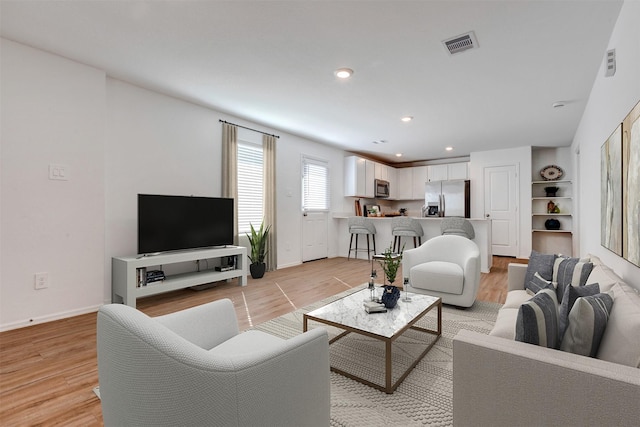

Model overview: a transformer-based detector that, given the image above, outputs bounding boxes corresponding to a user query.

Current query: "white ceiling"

[0,0,623,163]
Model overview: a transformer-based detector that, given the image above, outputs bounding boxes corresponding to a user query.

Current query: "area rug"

[252,286,502,427]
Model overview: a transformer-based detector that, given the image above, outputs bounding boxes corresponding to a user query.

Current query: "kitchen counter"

[334,215,492,273]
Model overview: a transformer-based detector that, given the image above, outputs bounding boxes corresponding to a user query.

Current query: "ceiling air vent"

[442,31,478,55]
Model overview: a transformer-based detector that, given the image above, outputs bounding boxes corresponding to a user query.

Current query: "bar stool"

[440,217,475,240]
[391,217,424,253]
[348,217,377,260]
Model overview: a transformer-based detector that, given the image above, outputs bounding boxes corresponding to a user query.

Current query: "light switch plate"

[49,164,69,181]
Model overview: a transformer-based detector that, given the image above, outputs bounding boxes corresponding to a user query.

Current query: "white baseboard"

[276,261,302,269]
[0,304,102,332]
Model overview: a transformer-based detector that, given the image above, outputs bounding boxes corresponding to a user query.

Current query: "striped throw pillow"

[560,292,614,357]
[553,257,593,303]
[525,272,557,295]
[559,283,601,339]
[515,288,559,349]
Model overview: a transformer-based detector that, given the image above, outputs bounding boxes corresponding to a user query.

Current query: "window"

[302,157,330,211]
[237,141,263,234]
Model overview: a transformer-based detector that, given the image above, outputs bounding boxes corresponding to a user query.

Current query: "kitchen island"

[333,216,492,273]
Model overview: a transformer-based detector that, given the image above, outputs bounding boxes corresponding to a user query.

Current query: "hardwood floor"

[0,255,524,426]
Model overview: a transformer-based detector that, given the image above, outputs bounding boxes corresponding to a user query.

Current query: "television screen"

[138,194,234,255]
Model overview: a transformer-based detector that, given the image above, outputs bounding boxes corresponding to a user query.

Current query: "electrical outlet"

[34,272,49,290]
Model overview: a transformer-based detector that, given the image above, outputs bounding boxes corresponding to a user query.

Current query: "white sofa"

[452,254,640,427]
[97,299,330,427]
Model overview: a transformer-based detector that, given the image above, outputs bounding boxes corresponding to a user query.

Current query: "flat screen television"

[138,194,234,255]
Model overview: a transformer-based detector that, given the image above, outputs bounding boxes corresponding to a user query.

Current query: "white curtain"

[221,123,239,245]
[263,134,277,271]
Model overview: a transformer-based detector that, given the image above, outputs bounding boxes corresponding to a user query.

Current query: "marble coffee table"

[303,287,441,393]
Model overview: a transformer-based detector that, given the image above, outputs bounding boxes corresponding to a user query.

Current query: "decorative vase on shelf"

[544,186,559,197]
[545,218,561,230]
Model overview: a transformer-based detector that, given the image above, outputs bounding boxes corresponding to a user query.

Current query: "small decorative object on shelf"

[547,200,556,213]
[540,165,564,181]
[544,186,559,197]
[545,218,561,230]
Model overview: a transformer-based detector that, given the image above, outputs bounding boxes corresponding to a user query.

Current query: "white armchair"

[97,299,330,427]
[403,235,481,308]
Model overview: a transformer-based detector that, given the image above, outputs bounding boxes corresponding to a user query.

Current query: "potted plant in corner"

[377,245,403,308]
[246,220,271,279]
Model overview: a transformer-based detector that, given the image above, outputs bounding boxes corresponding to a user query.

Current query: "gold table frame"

[303,290,441,394]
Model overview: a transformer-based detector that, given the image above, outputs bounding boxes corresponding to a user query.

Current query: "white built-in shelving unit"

[531,147,574,255]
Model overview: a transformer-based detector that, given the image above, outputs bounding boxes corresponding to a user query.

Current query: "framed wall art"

[622,101,640,266]
[601,124,623,256]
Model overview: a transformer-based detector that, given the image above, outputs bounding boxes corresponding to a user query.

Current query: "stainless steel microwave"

[374,179,390,198]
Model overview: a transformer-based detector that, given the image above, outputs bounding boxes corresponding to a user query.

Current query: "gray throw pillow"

[552,256,594,303]
[524,251,556,290]
[516,288,559,349]
[560,292,614,357]
[525,272,556,295]
[559,283,600,339]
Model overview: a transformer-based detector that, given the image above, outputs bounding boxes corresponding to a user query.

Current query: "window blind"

[237,141,264,233]
[302,157,330,211]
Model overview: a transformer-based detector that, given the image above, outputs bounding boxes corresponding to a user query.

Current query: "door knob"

[486,214,490,218]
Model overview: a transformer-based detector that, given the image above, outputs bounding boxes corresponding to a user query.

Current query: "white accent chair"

[402,235,481,308]
[97,299,330,427]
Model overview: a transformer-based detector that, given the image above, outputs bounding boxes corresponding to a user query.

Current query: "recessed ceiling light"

[335,68,354,79]
[372,139,388,144]
[445,146,454,151]
[401,116,413,122]
[552,101,565,108]
[396,153,403,157]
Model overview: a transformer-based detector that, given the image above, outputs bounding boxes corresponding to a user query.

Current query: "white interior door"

[484,165,518,256]
[302,211,328,262]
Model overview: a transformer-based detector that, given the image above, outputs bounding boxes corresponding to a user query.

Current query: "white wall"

[470,146,532,259]
[1,39,106,329]
[0,38,350,329]
[572,0,640,290]
[105,78,348,273]
[104,79,223,302]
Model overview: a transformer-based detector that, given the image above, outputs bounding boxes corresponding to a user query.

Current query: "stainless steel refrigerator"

[424,180,470,217]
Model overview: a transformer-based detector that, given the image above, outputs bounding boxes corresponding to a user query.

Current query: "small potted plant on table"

[377,245,403,308]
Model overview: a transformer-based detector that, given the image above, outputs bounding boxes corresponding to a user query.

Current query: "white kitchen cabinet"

[427,162,469,181]
[387,166,397,199]
[344,155,374,198]
[375,162,394,182]
[412,166,428,199]
[395,168,413,200]
[427,164,448,182]
[447,162,469,180]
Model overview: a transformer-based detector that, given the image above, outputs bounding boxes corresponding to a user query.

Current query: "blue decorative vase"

[381,285,400,309]
[544,218,560,230]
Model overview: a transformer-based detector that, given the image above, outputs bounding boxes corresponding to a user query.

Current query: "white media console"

[112,246,247,308]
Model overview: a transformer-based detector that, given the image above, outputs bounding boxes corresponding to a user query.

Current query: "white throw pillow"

[596,283,640,368]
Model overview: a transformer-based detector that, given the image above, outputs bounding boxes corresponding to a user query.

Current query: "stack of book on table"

[363,300,387,313]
